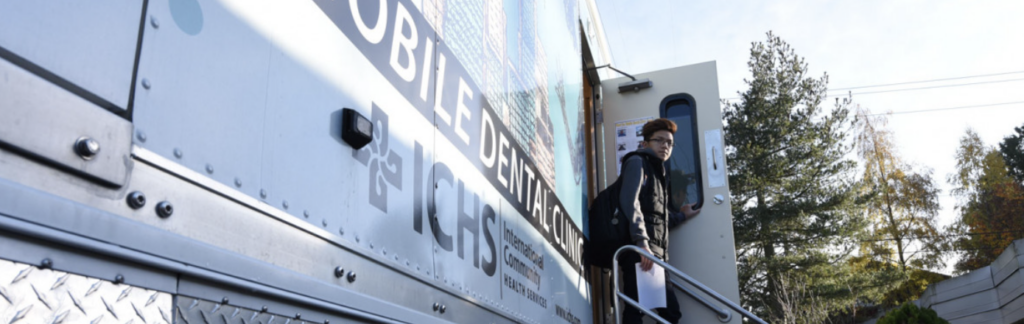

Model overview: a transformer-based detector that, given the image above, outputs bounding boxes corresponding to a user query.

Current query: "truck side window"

[661,94,703,210]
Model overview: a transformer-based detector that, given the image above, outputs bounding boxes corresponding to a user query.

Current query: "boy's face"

[644,130,674,161]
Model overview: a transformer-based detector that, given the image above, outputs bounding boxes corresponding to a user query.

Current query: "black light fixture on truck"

[587,64,653,93]
[341,108,373,150]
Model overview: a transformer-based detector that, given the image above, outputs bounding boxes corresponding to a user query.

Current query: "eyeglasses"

[648,137,674,147]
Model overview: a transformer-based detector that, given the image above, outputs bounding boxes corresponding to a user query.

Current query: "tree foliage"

[948,129,1024,273]
[854,107,944,272]
[879,269,948,308]
[767,271,833,324]
[999,123,1024,185]
[725,31,867,321]
[878,303,950,324]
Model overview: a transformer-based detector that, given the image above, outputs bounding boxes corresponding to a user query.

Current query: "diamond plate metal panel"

[0,259,172,324]
[175,296,323,324]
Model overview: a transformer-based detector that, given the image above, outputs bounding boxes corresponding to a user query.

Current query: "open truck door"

[596,61,743,324]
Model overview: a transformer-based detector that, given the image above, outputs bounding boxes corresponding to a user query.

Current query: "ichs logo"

[353,103,403,213]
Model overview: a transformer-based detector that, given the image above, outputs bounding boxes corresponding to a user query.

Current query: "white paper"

[705,129,726,188]
[635,263,667,309]
[615,117,656,175]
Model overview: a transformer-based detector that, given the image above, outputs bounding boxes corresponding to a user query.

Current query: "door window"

[661,94,703,210]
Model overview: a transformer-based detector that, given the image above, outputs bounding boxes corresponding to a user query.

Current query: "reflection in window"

[661,94,703,211]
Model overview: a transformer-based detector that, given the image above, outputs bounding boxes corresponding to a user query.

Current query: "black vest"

[627,152,671,261]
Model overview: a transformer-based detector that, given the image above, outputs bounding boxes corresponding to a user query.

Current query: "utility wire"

[830,70,1024,91]
[827,77,1024,98]
[609,0,632,73]
[889,246,1015,255]
[857,228,1024,243]
[723,70,1024,100]
[862,100,1024,116]
[763,228,1024,244]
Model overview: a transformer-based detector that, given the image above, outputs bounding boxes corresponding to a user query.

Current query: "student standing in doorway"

[618,118,702,323]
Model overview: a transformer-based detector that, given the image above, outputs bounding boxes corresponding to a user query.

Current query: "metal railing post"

[611,245,767,324]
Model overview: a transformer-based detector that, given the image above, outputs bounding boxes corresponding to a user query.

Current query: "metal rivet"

[74,137,100,160]
[322,219,327,227]
[334,266,344,278]
[439,305,446,314]
[173,148,183,158]
[355,235,360,242]
[303,210,310,218]
[324,320,329,324]
[346,271,356,283]
[156,201,173,218]
[141,78,151,89]
[260,189,267,199]
[150,15,159,28]
[127,191,146,209]
[114,274,124,284]
[221,297,229,304]
[135,131,147,143]
[433,303,440,311]
[234,177,242,187]
[261,306,268,312]
[382,248,387,255]
[205,164,214,174]
[295,314,301,319]
[282,200,289,209]
[369,242,374,249]
[40,258,52,269]
[338,227,344,235]
[434,246,438,253]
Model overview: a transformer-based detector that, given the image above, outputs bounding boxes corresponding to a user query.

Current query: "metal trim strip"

[130,145,517,321]
[0,177,427,324]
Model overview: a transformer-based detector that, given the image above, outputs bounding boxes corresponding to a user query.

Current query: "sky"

[594,0,1024,274]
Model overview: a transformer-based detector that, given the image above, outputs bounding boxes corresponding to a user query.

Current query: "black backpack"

[587,154,650,268]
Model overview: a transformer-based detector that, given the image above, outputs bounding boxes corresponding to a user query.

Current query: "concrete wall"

[917,239,1024,324]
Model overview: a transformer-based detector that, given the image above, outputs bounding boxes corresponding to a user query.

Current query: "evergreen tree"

[878,303,949,324]
[999,124,1024,184]
[725,32,867,321]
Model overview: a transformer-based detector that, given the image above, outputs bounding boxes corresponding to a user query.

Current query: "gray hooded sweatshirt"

[618,147,688,259]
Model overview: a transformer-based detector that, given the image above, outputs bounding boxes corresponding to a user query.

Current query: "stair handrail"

[612,245,768,324]
[670,278,731,322]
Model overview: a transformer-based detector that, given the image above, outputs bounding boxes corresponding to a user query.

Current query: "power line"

[827,77,1024,98]
[830,70,1024,91]
[888,246,1014,256]
[857,228,1024,243]
[722,70,1024,101]
[723,100,1023,116]
[764,228,1024,245]
[863,100,1024,116]
[608,0,632,73]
